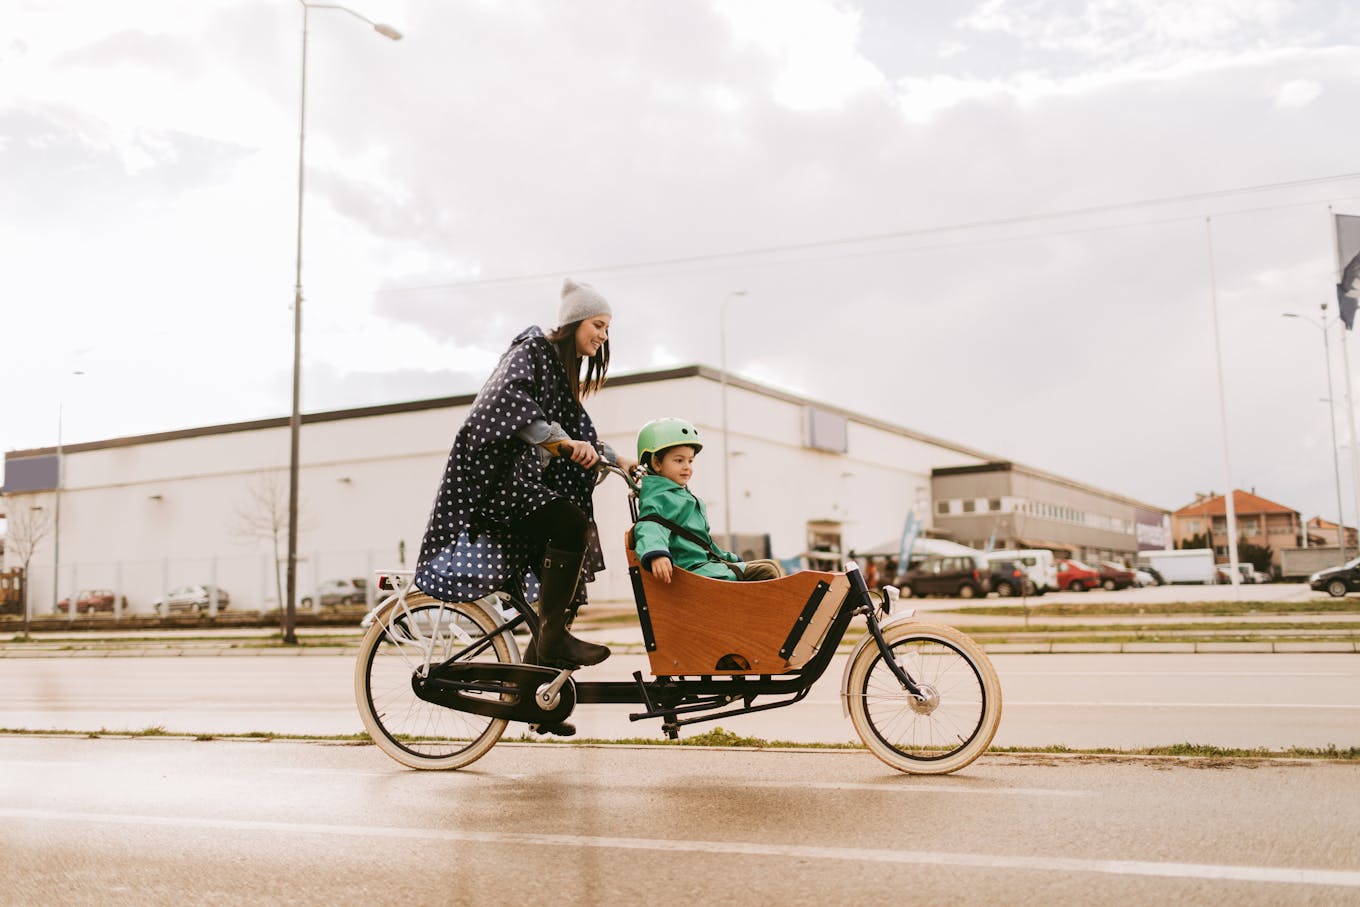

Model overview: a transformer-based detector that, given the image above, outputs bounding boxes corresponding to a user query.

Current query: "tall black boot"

[534,546,610,668]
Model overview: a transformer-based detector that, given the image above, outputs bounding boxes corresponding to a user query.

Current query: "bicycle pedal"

[529,721,577,737]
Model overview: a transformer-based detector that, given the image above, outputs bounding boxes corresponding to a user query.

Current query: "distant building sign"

[1136,509,1170,551]
[2,454,58,494]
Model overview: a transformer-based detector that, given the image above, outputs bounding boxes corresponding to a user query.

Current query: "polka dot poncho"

[415,326,606,604]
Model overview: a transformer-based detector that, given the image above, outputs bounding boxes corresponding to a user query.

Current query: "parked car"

[984,549,1056,595]
[1096,561,1137,591]
[1134,564,1167,586]
[899,555,990,599]
[1217,563,1271,585]
[302,577,370,609]
[56,588,127,614]
[987,559,1034,597]
[152,585,230,615]
[1131,568,1157,587]
[1311,557,1360,597]
[1055,559,1101,592]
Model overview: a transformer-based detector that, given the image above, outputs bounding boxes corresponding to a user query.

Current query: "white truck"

[1136,548,1216,584]
[984,549,1057,595]
[1279,547,1350,581]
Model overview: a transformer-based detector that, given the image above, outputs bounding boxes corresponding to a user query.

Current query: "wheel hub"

[909,683,940,715]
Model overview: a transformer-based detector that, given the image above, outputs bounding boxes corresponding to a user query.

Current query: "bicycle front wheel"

[355,593,515,770]
[846,621,1001,775]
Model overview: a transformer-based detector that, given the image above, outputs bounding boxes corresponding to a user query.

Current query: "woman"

[415,278,626,683]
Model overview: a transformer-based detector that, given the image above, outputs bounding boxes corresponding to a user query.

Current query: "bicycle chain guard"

[412,662,577,726]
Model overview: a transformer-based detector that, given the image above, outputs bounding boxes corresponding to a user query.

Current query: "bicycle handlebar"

[545,440,640,493]
[597,459,641,494]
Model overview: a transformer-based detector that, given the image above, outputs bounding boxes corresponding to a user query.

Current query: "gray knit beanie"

[557,278,612,328]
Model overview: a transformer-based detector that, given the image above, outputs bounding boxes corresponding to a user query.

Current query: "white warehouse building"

[2,365,996,614]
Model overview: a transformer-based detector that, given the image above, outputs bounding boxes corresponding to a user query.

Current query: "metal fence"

[17,547,410,619]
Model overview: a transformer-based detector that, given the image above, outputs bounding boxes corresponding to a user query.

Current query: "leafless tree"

[3,499,53,637]
[232,472,310,639]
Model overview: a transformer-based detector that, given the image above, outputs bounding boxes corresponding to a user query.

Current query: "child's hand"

[650,557,673,584]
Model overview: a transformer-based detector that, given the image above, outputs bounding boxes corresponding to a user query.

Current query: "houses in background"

[1171,489,1357,575]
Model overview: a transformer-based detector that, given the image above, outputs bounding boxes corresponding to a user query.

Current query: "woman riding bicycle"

[414,278,632,683]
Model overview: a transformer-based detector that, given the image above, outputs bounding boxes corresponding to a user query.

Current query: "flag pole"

[1205,217,1241,596]
[1331,205,1360,553]
[1319,301,1348,563]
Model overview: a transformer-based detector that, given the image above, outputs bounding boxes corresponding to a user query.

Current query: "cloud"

[960,0,1300,60]
[1274,78,1322,107]
[715,0,886,109]
[6,0,1360,525]
[55,29,202,77]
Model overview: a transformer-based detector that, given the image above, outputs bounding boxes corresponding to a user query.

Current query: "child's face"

[653,446,697,486]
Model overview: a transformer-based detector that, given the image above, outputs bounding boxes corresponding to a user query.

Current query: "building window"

[962,500,976,513]
[988,499,1001,512]
[803,406,848,453]
[936,500,950,515]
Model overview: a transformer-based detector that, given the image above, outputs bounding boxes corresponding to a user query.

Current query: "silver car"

[152,584,230,614]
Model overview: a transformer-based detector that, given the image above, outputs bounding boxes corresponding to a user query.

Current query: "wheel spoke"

[861,635,988,760]
[358,598,512,767]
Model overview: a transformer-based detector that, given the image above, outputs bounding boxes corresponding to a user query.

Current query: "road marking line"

[1009,702,1360,709]
[738,780,1093,797]
[0,760,93,768]
[1000,671,1355,678]
[260,772,1086,797]
[269,768,398,777]
[2,808,1356,889]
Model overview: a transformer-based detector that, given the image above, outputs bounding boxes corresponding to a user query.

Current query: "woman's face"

[574,315,611,358]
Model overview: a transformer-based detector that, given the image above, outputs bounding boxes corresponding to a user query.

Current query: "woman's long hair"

[546,320,609,402]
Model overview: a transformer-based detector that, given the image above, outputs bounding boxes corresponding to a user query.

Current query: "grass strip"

[957,621,1360,633]
[955,600,1360,617]
[1,726,1355,761]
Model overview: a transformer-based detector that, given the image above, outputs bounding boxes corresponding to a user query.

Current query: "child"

[632,417,783,583]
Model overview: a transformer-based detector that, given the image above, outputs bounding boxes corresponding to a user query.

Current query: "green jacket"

[634,474,742,580]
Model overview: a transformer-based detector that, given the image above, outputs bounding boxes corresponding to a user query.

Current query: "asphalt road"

[2,651,1357,750]
[1,736,1357,906]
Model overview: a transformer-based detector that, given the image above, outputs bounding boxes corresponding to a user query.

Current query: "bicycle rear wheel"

[355,592,515,770]
[847,621,1001,775]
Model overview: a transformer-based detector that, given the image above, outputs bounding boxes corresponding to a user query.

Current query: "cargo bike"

[354,462,1002,775]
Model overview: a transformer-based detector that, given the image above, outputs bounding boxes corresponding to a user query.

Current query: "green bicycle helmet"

[637,417,703,466]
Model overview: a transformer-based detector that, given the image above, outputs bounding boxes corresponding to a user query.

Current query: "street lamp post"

[1285,305,1348,563]
[52,369,85,620]
[286,1,401,644]
[720,290,747,552]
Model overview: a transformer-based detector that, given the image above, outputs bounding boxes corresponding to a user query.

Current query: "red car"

[1055,559,1101,592]
[1096,561,1137,591]
[56,588,127,614]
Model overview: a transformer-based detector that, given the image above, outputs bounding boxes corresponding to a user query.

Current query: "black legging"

[512,497,588,558]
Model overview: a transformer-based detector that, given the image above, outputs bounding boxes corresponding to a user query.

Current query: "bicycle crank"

[412,662,577,726]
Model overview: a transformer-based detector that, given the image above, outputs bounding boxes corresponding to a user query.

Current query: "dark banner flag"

[1337,213,1360,330]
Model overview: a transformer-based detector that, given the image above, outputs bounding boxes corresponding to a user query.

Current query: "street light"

[53,369,85,620]
[286,1,401,645]
[1284,305,1348,563]
[720,290,747,551]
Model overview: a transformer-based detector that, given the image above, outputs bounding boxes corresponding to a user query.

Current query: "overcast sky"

[4,0,1360,525]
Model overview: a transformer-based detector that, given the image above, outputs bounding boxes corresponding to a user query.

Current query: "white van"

[984,549,1057,595]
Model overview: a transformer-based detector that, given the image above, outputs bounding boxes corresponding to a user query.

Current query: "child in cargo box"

[632,417,783,584]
